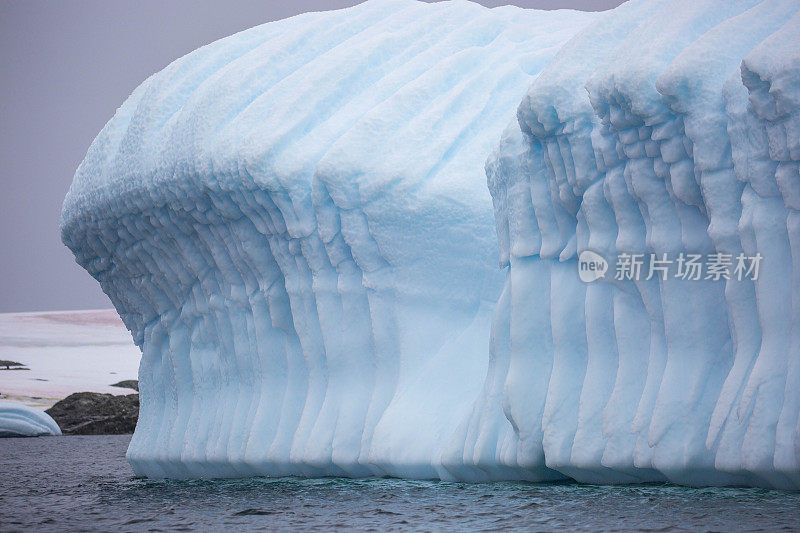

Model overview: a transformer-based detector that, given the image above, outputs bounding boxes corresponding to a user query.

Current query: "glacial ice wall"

[486,0,800,489]
[61,0,800,489]
[61,0,596,480]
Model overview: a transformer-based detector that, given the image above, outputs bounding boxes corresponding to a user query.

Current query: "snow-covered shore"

[0,310,140,408]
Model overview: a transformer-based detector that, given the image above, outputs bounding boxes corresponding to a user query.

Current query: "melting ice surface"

[61,0,800,488]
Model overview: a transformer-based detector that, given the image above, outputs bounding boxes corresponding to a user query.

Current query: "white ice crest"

[578,250,607,283]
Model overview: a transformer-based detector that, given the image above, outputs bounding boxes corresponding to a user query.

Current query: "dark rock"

[45,392,139,435]
[0,360,27,370]
[110,380,139,392]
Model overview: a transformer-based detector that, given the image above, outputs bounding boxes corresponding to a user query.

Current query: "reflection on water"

[1,435,799,531]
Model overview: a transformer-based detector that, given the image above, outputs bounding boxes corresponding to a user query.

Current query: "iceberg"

[0,401,61,437]
[61,0,800,488]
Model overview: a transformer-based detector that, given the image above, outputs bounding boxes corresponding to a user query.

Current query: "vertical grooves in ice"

[484,0,800,488]
[62,0,597,481]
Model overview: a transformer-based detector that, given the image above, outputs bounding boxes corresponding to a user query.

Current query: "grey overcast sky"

[0,0,624,313]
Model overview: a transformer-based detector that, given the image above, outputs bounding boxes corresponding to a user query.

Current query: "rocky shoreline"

[44,381,139,435]
[46,392,138,435]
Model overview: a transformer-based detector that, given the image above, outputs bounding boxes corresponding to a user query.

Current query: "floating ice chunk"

[0,401,61,437]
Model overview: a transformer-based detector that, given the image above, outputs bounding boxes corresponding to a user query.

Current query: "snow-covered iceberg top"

[62,0,800,489]
[0,401,61,437]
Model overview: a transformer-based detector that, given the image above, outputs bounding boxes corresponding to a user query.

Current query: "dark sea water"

[1,435,799,532]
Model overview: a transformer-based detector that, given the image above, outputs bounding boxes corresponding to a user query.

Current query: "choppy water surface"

[1,435,799,531]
